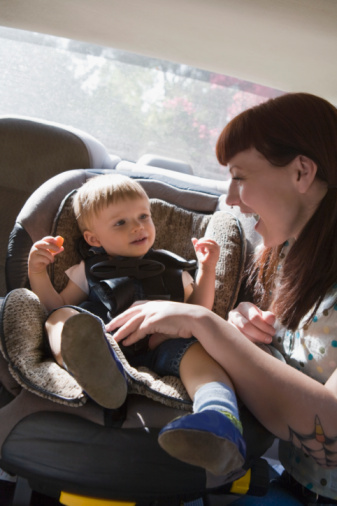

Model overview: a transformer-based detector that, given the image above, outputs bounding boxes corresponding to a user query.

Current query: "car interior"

[0,1,336,505]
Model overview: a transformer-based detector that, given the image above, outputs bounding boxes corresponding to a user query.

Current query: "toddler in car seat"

[28,173,246,477]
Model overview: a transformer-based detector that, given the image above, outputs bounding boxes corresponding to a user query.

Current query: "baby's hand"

[192,237,220,268]
[28,236,64,274]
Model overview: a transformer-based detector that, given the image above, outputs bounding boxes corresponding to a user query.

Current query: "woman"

[108,93,337,504]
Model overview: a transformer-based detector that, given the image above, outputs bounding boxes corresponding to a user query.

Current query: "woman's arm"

[108,301,337,467]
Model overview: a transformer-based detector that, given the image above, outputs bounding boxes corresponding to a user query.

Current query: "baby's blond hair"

[73,174,149,232]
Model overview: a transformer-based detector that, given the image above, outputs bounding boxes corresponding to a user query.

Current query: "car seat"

[0,116,273,505]
[0,166,273,506]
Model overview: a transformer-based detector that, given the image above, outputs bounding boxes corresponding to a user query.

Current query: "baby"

[28,173,245,476]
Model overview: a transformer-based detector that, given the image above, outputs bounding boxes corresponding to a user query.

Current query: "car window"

[0,26,284,180]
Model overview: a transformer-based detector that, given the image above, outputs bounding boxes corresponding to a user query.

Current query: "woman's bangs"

[216,111,255,166]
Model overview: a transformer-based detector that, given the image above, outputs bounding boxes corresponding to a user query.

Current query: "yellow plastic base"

[229,468,251,495]
[59,491,136,506]
[60,469,252,504]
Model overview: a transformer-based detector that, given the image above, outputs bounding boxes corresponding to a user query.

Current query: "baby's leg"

[180,342,243,432]
[45,307,81,367]
[158,342,246,477]
[179,341,234,398]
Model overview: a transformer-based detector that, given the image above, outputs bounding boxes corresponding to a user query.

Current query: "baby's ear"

[83,230,101,247]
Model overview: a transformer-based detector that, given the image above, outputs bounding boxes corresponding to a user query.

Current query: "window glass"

[0,26,284,179]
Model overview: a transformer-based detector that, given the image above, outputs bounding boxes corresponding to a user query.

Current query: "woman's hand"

[106,300,200,346]
[227,302,275,344]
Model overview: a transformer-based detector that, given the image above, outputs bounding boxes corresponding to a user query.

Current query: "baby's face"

[84,196,156,257]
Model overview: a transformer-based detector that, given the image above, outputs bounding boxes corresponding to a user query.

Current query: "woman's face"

[226,148,308,247]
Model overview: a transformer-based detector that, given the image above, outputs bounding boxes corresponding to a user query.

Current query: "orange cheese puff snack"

[55,236,64,247]
[48,236,64,255]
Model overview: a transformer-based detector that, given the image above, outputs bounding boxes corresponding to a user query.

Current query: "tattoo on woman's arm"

[289,416,337,467]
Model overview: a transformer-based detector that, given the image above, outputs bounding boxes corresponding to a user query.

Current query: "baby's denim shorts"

[126,337,197,377]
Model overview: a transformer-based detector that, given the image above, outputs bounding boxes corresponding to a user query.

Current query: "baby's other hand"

[192,237,220,268]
